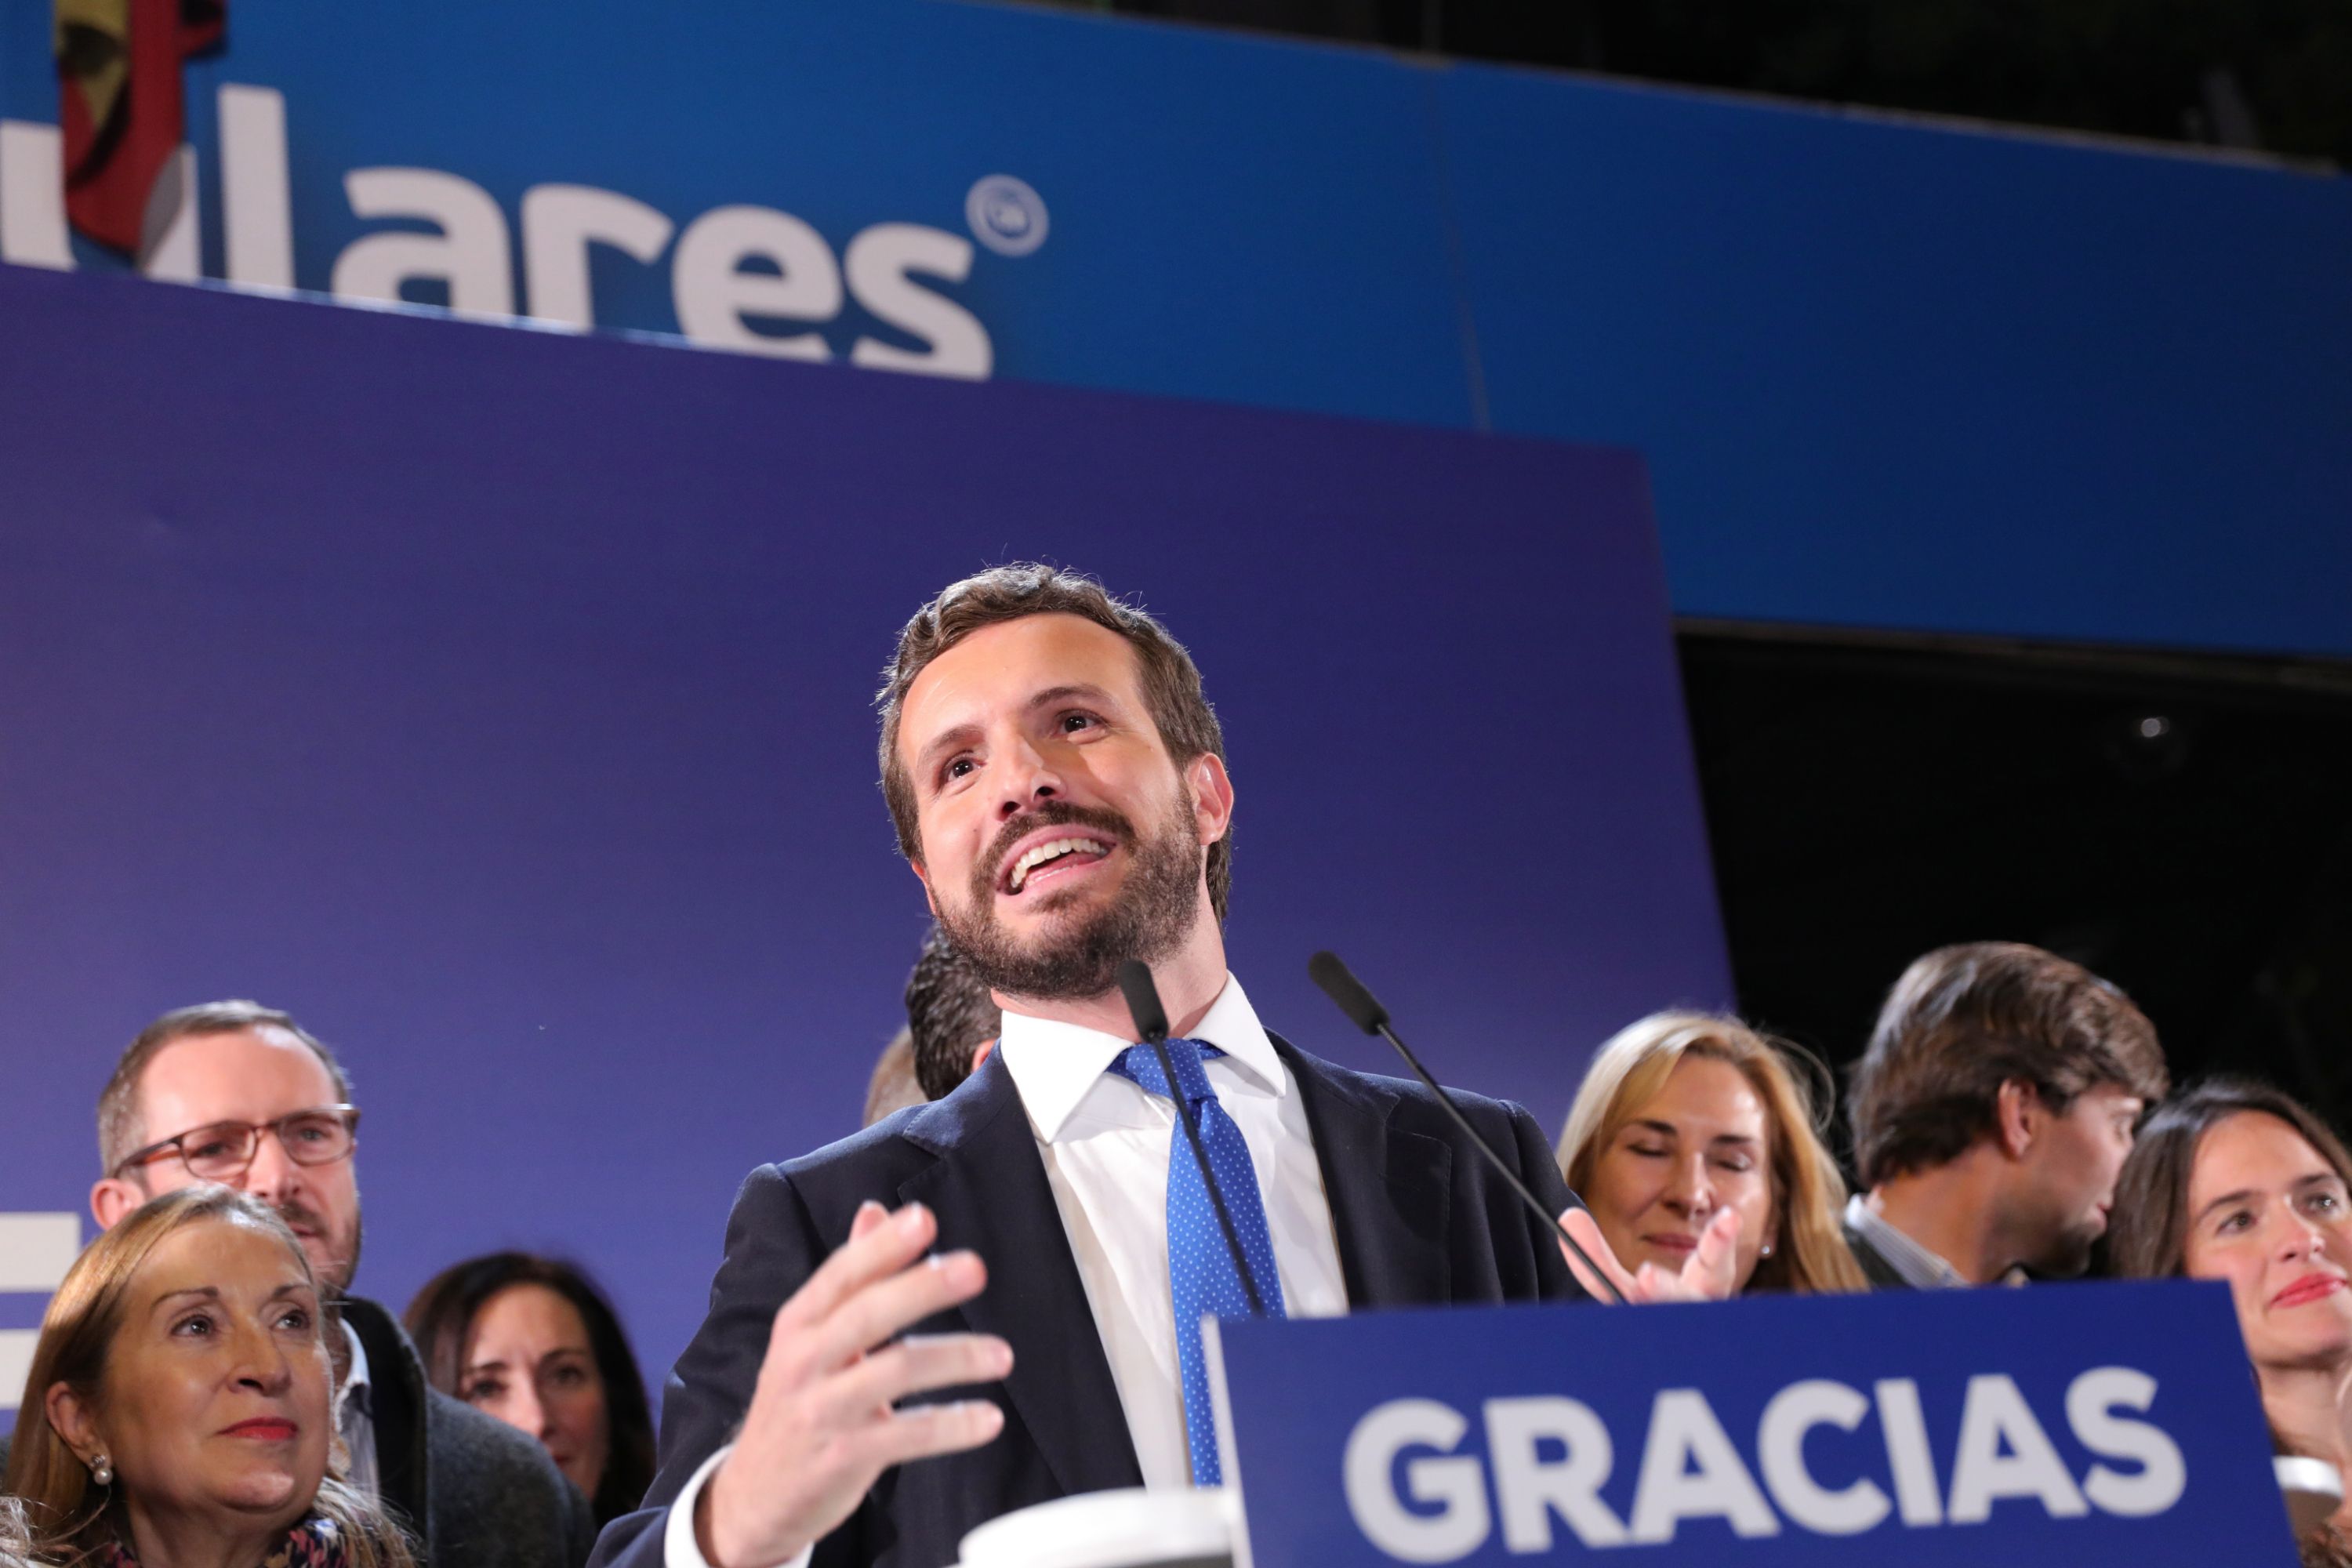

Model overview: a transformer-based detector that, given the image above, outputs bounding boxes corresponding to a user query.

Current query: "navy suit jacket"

[590,1034,1584,1568]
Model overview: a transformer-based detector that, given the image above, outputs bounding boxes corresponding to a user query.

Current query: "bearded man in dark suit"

[590,564,1733,1568]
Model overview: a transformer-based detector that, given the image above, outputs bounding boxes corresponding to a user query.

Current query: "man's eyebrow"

[913,721,985,781]
[913,685,1121,782]
[1027,683,1116,712]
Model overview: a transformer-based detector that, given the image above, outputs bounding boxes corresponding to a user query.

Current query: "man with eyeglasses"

[71,1000,595,1568]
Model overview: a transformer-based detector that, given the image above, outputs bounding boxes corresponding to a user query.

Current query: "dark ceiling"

[1058,0,2350,167]
[1679,626,2352,1135]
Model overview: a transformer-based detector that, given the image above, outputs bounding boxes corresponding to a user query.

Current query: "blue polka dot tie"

[1111,1037,1287,1487]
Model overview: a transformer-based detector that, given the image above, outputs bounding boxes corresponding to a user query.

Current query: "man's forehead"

[138,1027,336,1124]
[900,614,1144,742]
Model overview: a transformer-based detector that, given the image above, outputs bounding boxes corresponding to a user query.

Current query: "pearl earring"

[1759,1243,1774,1258]
[91,1454,113,1486]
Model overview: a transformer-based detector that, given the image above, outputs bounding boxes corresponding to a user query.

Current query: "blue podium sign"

[1206,1282,2292,1566]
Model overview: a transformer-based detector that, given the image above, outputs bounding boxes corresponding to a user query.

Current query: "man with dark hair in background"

[861,927,1001,1127]
[1843,942,2172,1289]
[71,1001,594,1568]
[904,922,1000,1101]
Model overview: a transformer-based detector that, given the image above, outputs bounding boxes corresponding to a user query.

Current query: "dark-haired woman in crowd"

[404,1255,655,1527]
[1557,1011,1868,1294]
[5,1186,412,1568]
[2110,1078,2352,1566]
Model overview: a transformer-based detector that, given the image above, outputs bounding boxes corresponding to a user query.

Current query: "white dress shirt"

[996,973,1350,1489]
[337,1317,381,1498]
[1842,1192,1968,1289]
[666,972,1348,1568]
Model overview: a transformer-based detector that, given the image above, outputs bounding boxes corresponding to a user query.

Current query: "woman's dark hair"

[403,1254,656,1526]
[2109,1077,2352,1281]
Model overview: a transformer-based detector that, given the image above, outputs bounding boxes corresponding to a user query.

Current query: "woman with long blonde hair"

[5,1186,413,1568]
[1558,1011,1867,1294]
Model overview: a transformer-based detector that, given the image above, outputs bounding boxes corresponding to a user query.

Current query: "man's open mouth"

[1004,835,1114,894]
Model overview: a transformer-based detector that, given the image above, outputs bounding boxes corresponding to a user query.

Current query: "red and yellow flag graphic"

[54,0,226,256]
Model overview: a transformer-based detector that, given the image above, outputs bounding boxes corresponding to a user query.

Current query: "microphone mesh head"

[1308,950,1389,1033]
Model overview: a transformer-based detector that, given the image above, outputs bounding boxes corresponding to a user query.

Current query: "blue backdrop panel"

[5,0,2344,655]
[1441,67,2352,655]
[0,266,1725,1396]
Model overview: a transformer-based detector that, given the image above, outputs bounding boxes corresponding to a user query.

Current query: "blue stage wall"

[1,0,2344,656]
[0,265,1725,1403]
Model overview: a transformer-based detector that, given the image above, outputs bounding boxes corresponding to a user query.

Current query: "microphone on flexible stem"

[1307,950,1629,1305]
[1117,960,1269,1318]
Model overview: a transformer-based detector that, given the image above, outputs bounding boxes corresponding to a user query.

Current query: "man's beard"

[278,1194,364,1297]
[938,795,1203,1003]
[2026,1216,2099,1280]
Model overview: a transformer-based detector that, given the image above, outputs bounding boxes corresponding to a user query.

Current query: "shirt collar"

[338,1316,374,1416]
[1844,1192,1969,1290]
[998,972,1283,1142]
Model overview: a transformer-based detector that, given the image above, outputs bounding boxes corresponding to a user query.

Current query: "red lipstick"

[2271,1274,2347,1311]
[220,1417,298,1440]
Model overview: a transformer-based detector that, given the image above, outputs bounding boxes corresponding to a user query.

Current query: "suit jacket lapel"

[1275,1036,1454,1309]
[895,1054,1144,1499]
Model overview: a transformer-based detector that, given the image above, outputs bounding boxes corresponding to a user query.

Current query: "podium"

[1180,1279,2296,1566]
[951,1281,2301,1566]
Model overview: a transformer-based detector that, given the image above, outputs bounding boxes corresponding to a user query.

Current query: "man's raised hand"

[1557,1205,1740,1304]
[697,1200,1011,1568]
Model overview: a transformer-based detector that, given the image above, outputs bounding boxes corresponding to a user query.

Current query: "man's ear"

[1994,1079,2040,1160]
[46,1381,101,1467]
[91,1175,143,1232]
[909,857,940,918]
[1185,752,1235,848]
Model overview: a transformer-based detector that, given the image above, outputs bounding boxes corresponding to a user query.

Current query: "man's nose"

[243,1134,303,1205]
[995,735,1062,819]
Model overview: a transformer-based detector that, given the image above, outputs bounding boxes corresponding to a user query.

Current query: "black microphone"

[1116,960,1269,1317]
[1307,950,1629,1305]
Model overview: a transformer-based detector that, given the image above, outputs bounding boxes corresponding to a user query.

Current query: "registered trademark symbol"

[966,175,1048,257]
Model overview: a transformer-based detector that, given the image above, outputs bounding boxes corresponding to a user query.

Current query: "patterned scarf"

[96,1514,348,1568]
